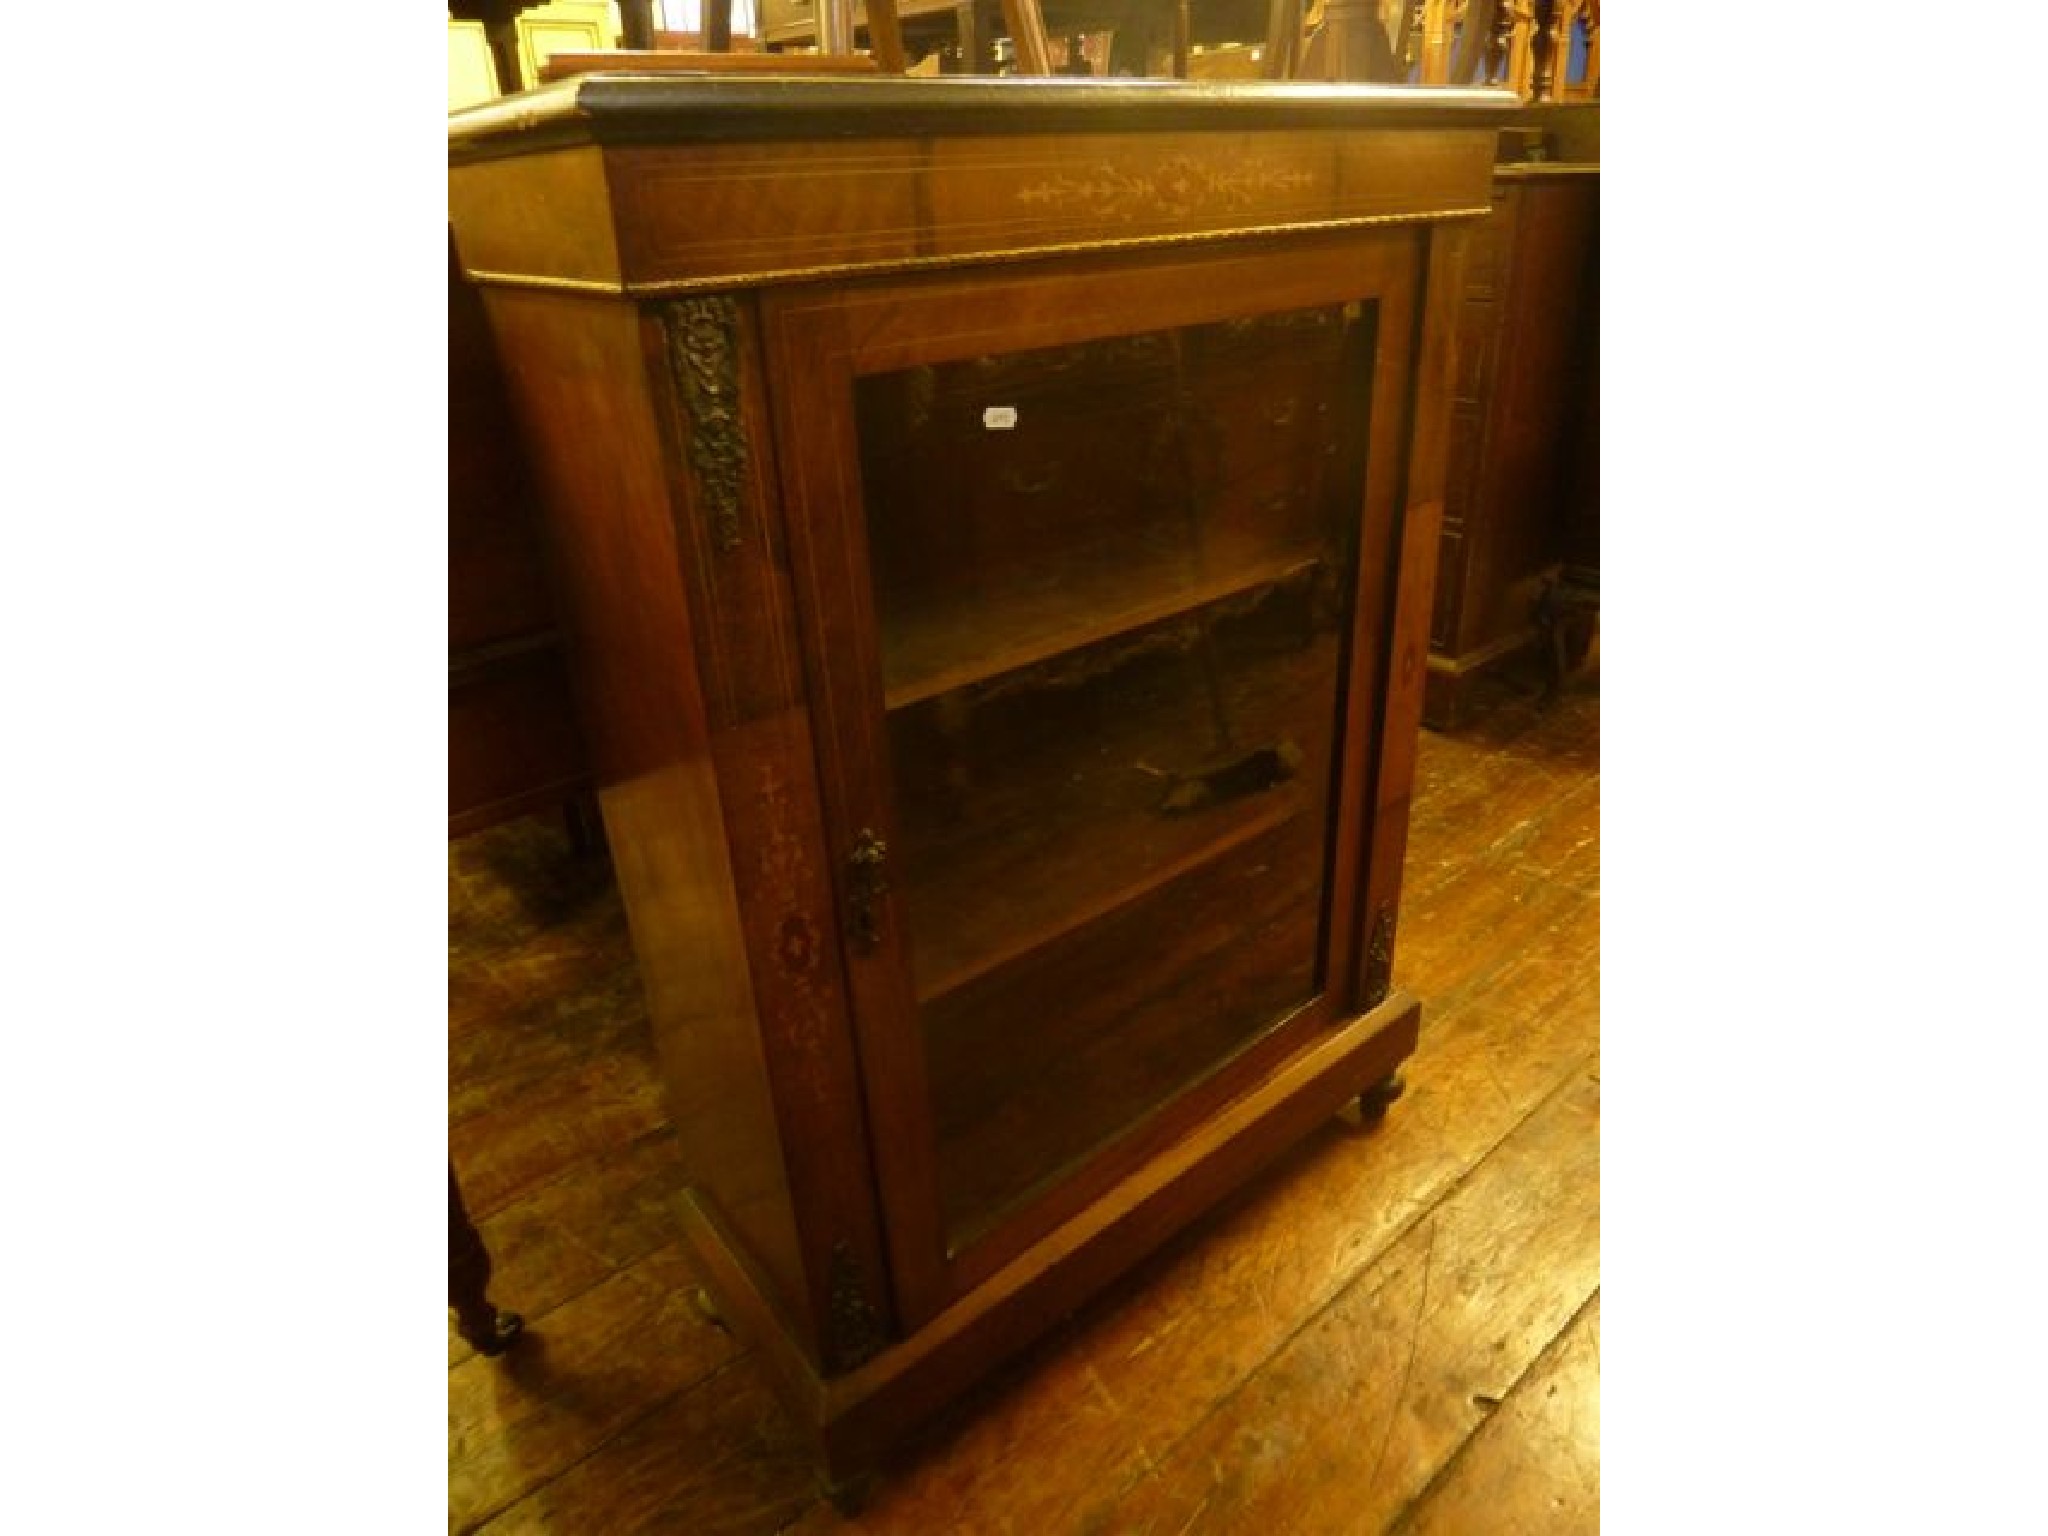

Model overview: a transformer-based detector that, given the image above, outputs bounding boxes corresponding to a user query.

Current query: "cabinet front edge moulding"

[448,83,1513,295]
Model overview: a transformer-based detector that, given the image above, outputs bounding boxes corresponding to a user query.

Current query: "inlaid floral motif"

[1014,155,1315,224]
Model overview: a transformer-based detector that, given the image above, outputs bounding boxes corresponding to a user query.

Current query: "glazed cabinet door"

[763,234,1424,1329]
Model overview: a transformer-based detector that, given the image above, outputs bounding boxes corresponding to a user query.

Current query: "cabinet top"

[448,74,1520,163]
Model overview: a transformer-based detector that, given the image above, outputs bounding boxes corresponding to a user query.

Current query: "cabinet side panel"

[448,237,593,833]
[449,147,624,290]
[475,287,812,1344]
[640,297,896,1374]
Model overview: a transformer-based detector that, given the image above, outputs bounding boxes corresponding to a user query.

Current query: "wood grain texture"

[479,286,816,1348]
[448,1244,745,1532]
[449,666,1597,1532]
[471,1357,820,1536]
[448,1126,688,1368]
[448,146,623,290]
[449,237,591,834]
[641,295,898,1374]
[449,81,1556,1493]
[758,231,1430,1324]
[779,676,1598,1532]
[1089,1065,1598,1534]
[1395,1292,1600,1535]
[455,119,1499,294]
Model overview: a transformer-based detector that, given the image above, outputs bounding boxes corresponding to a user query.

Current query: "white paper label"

[983,406,1019,430]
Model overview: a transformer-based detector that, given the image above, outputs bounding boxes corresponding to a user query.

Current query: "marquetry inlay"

[1014,154,1317,223]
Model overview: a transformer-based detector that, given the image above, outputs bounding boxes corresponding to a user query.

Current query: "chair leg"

[450,1166,524,1356]
[1000,0,1054,73]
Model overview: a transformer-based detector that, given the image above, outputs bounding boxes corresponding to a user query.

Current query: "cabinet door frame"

[762,230,1428,1330]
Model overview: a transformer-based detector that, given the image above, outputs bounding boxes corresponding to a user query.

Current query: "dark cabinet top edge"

[448,75,1522,162]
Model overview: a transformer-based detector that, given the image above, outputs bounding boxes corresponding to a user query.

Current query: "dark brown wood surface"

[450,83,1509,1478]
[448,238,590,836]
[447,661,1599,1531]
[757,232,1430,1327]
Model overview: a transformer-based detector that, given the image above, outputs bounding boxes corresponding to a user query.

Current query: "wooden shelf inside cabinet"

[881,547,1322,710]
[891,569,1342,1000]
[449,73,1511,1488]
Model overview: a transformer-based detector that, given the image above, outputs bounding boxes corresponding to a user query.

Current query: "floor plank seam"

[445,1253,659,1372]
[1358,1212,1443,1500]
[1395,868,1593,1020]
[454,1350,758,1535]
[454,1122,679,1241]
[1381,1282,1601,1535]
[449,683,1597,1533]
[1101,1050,1598,1518]
[452,1105,668,1226]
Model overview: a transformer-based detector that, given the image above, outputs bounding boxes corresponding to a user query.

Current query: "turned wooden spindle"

[816,0,855,54]
[1528,0,1564,100]
[1297,0,1405,81]
[1482,0,1514,84]
[999,0,1054,74]
[1505,0,1535,94]
[1262,0,1306,78]
[703,0,733,51]
[1418,0,1453,84]
[619,0,656,48]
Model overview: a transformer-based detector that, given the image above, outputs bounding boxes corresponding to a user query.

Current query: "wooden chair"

[514,0,619,87]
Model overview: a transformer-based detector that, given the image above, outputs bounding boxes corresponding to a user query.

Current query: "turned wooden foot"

[563,788,607,862]
[451,1165,525,1356]
[1357,1069,1407,1123]
[825,1470,879,1517]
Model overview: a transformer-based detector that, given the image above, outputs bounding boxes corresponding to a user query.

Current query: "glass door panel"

[852,301,1376,1252]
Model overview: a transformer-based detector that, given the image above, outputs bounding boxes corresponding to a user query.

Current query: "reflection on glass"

[854,303,1375,1251]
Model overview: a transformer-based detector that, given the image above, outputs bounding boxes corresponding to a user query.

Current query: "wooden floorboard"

[1393,1293,1601,1536]
[1087,1064,1598,1535]
[448,661,1598,1534]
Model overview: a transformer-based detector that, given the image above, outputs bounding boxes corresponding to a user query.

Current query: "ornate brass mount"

[848,828,890,954]
[663,296,749,552]
[828,1240,886,1372]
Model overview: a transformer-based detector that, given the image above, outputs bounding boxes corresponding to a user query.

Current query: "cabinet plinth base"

[679,987,1422,1484]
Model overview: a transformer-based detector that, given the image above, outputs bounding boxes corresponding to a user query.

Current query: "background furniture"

[758,0,1270,75]
[448,234,593,838]
[449,17,502,108]
[1425,104,1596,726]
[449,74,1511,1483]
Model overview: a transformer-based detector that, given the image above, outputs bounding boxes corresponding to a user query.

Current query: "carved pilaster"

[664,296,750,552]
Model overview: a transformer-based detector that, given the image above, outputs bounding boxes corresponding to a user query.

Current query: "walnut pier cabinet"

[449,75,1513,1483]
